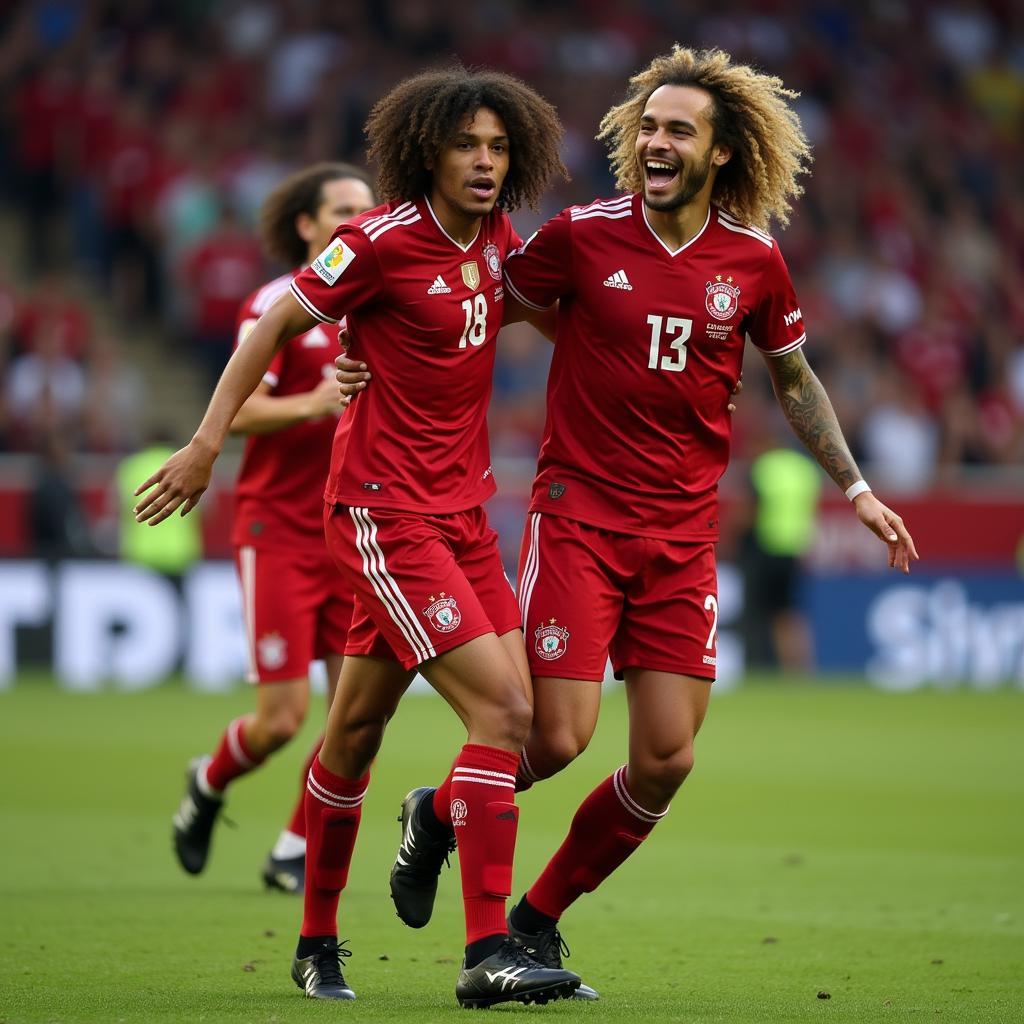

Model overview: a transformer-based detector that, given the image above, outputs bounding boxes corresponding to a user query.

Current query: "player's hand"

[335,351,371,398]
[307,375,346,417]
[852,492,919,573]
[727,374,743,415]
[133,440,216,525]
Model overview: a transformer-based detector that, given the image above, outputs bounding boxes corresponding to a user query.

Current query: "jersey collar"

[422,196,481,253]
[637,195,711,258]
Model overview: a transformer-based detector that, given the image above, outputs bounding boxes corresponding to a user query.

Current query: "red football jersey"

[290,197,520,514]
[231,272,341,551]
[504,194,806,541]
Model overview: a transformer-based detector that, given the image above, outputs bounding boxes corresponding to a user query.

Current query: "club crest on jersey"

[534,619,570,661]
[461,261,481,290]
[483,243,502,280]
[423,593,462,633]
[257,631,288,670]
[312,239,356,286]
[548,482,566,500]
[705,274,740,320]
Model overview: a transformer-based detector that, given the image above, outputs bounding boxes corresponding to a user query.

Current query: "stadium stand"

[0,0,1021,555]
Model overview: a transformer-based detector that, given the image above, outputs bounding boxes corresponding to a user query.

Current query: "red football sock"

[300,757,369,938]
[515,746,541,793]
[205,716,266,793]
[286,734,324,839]
[432,763,455,825]
[527,766,666,919]
[448,744,520,944]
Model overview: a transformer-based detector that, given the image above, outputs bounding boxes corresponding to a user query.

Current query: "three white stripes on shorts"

[518,512,542,626]
[349,506,437,663]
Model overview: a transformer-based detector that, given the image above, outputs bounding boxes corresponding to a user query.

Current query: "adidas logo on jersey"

[427,275,452,294]
[603,269,633,290]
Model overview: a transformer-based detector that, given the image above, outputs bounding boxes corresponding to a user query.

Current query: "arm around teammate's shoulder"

[501,293,558,341]
[230,377,343,435]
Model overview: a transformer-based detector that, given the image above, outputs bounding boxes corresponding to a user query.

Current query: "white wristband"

[845,480,871,501]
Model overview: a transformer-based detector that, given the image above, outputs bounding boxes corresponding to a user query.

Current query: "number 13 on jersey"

[647,314,691,372]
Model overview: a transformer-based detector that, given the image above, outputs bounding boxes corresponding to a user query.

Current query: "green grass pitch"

[1,676,1022,1023]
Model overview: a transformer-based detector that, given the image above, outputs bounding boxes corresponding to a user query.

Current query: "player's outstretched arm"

[763,348,919,573]
[134,293,317,525]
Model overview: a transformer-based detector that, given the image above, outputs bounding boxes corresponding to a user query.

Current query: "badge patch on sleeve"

[311,239,356,286]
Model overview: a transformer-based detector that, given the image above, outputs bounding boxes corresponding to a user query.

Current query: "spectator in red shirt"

[182,202,265,386]
[11,57,75,271]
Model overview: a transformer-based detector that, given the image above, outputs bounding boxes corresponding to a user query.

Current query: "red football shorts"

[325,504,522,670]
[235,545,354,684]
[517,513,719,681]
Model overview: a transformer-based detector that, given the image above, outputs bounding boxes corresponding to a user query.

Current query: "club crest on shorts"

[548,482,566,500]
[461,261,480,290]
[423,593,462,633]
[534,618,570,661]
[483,243,502,280]
[705,274,740,320]
[450,798,468,826]
[257,631,287,670]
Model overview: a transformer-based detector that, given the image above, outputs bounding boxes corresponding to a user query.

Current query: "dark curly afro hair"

[366,65,568,211]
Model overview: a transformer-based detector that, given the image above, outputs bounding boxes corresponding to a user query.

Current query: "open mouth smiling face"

[644,158,680,194]
[635,84,729,210]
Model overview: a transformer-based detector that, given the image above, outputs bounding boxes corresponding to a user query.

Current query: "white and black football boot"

[262,852,304,894]
[171,757,223,875]
[389,787,455,928]
[291,938,355,1000]
[455,938,580,1008]
[507,916,600,1000]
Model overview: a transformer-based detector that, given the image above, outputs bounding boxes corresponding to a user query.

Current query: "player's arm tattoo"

[764,349,862,491]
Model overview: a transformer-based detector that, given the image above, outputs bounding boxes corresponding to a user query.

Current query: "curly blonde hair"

[597,46,811,231]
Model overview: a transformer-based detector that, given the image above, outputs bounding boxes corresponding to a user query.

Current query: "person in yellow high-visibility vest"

[740,442,822,671]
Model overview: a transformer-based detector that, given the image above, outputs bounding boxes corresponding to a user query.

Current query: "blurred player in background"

[382,46,919,994]
[737,435,822,671]
[136,68,583,1008]
[170,163,375,894]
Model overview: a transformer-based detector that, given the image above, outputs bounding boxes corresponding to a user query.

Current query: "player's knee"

[638,746,695,801]
[531,727,587,777]
[261,707,304,749]
[475,680,532,749]
[338,714,387,766]
[500,693,533,749]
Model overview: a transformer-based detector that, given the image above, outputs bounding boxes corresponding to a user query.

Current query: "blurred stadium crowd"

[1,0,1022,493]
